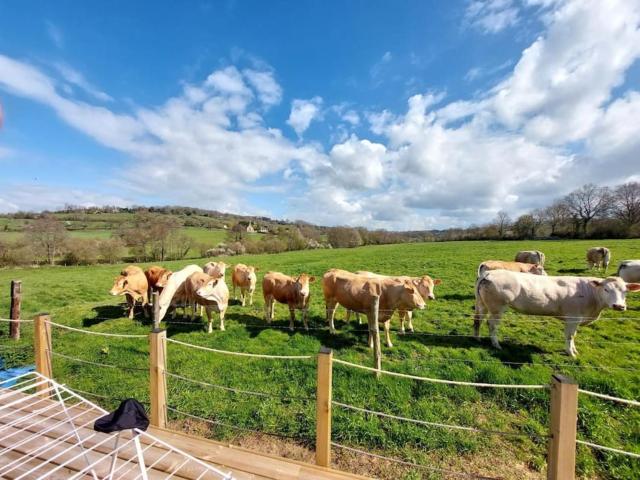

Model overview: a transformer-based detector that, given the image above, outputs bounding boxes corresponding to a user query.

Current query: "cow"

[182,272,229,332]
[474,270,640,357]
[323,269,426,348]
[515,250,546,266]
[587,247,611,272]
[477,261,546,277]
[145,266,172,293]
[157,265,203,321]
[109,266,149,319]
[204,261,227,278]
[617,260,640,283]
[262,272,315,331]
[354,271,441,334]
[231,264,258,306]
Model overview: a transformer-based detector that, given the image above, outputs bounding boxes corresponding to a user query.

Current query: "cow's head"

[294,274,315,306]
[109,276,128,296]
[401,280,426,310]
[413,276,441,301]
[195,273,224,302]
[156,270,172,289]
[531,264,547,276]
[591,277,640,311]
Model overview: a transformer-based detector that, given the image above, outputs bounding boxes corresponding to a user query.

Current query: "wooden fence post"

[149,328,167,429]
[34,313,52,395]
[10,280,22,340]
[316,347,333,467]
[547,374,578,480]
[370,295,381,377]
[152,291,160,330]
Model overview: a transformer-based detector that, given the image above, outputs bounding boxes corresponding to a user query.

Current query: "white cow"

[616,260,640,283]
[474,270,640,357]
[515,250,545,266]
[157,264,203,321]
[204,261,227,278]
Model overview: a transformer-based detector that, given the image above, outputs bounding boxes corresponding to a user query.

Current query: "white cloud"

[53,63,113,102]
[243,69,282,107]
[370,51,393,83]
[465,0,520,33]
[341,110,360,126]
[287,97,323,136]
[45,21,64,48]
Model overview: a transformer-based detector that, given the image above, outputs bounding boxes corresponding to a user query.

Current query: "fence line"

[576,440,640,459]
[165,370,314,402]
[333,401,546,440]
[578,389,640,407]
[331,442,500,479]
[166,337,314,360]
[48,350,148,373]
[334,358,549,389]
[0,318,33,323]
[46,320,148,338]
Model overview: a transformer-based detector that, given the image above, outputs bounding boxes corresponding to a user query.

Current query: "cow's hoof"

[387,343,393,348]
[329,328,337,334]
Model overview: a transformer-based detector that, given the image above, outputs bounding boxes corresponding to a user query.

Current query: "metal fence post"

[316,347,333,467]
[149,328,167,428]
[547,374,578,480]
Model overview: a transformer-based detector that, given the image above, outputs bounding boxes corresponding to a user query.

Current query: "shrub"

[98,237,127,264]
[63,238,99,265]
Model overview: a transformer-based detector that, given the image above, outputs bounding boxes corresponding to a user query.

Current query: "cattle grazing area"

[1,239,639,479]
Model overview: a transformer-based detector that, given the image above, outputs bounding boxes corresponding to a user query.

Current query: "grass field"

[1,239,639,479]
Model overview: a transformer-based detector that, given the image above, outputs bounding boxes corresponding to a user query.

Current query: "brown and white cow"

[182,271,229,332]
[587,247,611,272]
[354,271,441,334]
[474,270,640,357]
[157,265,203,321]
[477,261,546,277]
[109,265,149,319]
[515,250,546,266]
[262,272,315,330]
[231,264,258,306]
[203,261,227,278]
[323,269,426,348]
[145,266,172,293]
[617,260,640,283]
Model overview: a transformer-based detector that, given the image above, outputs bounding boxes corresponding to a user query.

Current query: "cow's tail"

[603,248,611,270]
[473,273,490,338]
[539,251,546,266]
[477,262,487,278]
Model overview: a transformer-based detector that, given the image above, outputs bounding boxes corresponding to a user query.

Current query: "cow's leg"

[233,283,237,300]
[249,288,255,306]
[473,298,487,339]
[125,294,134,319]
[326,300,338,334]
[219,305,226,332]
[270,300,276,321]
[206,307,213,333]
[345,309,351,323]
[289,306,296,331]
[367,314,374,349]
[142,291,150,318]
[407,311,415,332]
[356,312,362,324]
[241,288,246,307]
[488,312,503,349]
[564,321,580,357]
[384,320,393,348]
[302,307,309,331]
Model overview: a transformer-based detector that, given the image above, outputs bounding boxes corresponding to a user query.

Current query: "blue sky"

[0,0,639,229]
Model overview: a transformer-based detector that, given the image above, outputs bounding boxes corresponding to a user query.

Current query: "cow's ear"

[309,276,316,282]
[434,279,442,285]
[412,279,420,286]
[253,267,259,272]
[627,283,640,292]
[590,280,602,288]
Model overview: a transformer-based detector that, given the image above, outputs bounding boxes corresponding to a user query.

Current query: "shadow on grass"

[82,304,127,327]
[439,293,474,301]
[557,268,586,274]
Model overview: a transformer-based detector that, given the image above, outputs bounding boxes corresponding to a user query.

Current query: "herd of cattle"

[109,247,640,357]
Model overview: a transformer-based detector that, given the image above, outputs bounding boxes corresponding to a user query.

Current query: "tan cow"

[587,247,611,272]
[182,272,229,332]
[262,272,315,330]
[474,270,640,357]
[157,265,203,321]
[323,269,426,348]
[145,266,172,293]
[477,261,546,277]
[515,250,546,266]
[109,265,149,319]
[354,271,441,333]
[231,264,258,306]
[204,261,227,278]
[617,260,640,282]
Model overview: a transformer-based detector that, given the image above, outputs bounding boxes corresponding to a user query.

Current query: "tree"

[327,227,363,248]
[544,201,570,236]
[495,211,511,239]
[25,215,68,265]
[513,214,535,239]
[612,182,640,234]
[563,184,612,236]
[98,237,126,264]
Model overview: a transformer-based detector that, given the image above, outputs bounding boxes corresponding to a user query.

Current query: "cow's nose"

[428,294,435,300]
[613,304,626,311]
[418,303,426,310]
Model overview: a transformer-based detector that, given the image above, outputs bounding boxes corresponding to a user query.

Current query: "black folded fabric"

[94,398,149,433]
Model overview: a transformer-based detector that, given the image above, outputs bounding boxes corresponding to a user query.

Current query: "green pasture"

[0,239,639,479]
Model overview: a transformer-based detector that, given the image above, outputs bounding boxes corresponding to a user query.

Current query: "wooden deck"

[0,382,369,480]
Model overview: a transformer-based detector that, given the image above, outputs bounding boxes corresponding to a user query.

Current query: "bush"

[63,238,99,265]
[98,237,127,264]
[0,239,36,266]
[327,227,363,248]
